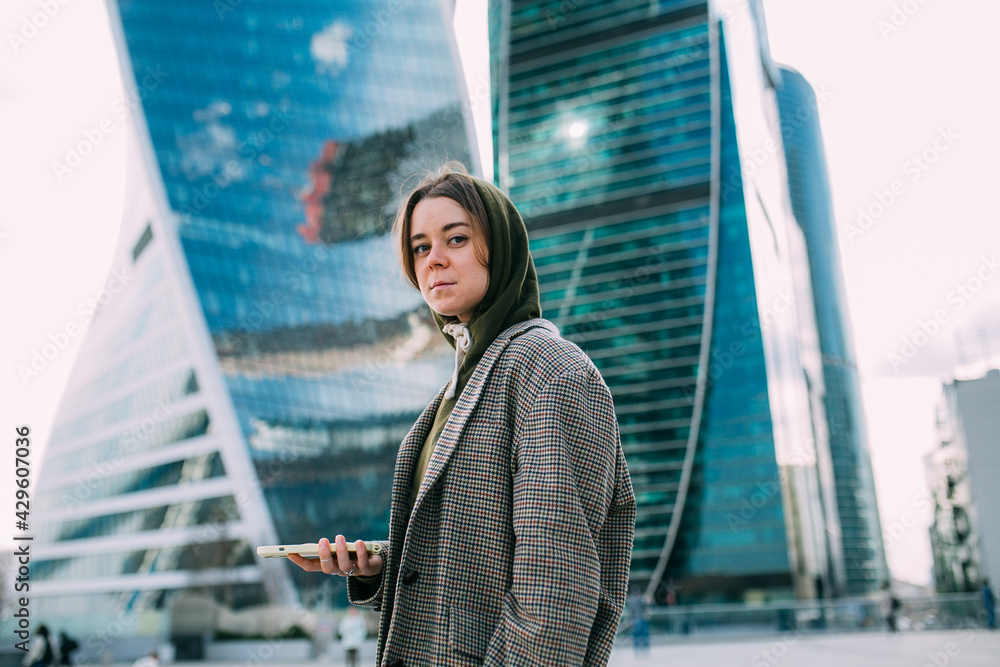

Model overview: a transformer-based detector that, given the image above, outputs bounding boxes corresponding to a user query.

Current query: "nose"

[426,242,447,267]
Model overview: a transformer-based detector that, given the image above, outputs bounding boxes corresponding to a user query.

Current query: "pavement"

[102,628,999,666]
[606,629,998,666]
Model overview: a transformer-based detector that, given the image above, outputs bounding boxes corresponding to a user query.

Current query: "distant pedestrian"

[338,607,367,667]
[881,581,900,633]
[55,631,78,666]
[983,579,996,629]
[629,586,650,656]
[131,650,158,667]
[23,625,55,667]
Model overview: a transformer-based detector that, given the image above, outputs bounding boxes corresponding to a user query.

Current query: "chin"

[429,306,459,319]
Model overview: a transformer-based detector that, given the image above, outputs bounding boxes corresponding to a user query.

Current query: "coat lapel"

[410,319,557,514]
[391,390,444,521]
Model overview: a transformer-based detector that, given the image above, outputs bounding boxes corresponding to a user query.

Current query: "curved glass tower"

[776,66,887,594]
[491,0,855,603]
[27,0,474,648]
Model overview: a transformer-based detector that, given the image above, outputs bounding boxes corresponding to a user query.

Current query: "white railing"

[621,593,986,639]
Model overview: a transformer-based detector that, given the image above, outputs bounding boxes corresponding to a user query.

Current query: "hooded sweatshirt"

[409,176,542,504]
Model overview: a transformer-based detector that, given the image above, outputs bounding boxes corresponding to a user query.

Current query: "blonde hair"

[392,162,491,289]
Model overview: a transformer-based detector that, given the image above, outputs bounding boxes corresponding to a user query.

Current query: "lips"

[431,281,455,290]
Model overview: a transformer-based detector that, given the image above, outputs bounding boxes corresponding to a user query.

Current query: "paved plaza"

[607,629,998,666]
[97,629,998,666]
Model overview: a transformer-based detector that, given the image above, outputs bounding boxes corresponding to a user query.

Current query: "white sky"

[2,0,999,588]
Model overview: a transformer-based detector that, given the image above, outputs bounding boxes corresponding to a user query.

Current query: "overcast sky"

[2,0,998,587]
[760,0,1000,586]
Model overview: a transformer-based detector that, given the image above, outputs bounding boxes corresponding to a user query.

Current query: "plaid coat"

[348,319,635,666]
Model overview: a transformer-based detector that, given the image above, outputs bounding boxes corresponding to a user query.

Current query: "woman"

[290,164,635,666]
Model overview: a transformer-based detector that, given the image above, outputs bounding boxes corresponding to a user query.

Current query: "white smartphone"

[256,542,383,559]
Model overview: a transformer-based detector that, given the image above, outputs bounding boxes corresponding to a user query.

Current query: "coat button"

[373,604,382,612]
[402,569,420,586]
[387,659,404,667]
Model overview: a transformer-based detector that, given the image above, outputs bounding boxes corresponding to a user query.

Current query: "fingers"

[284,537,381,577]
[354,541,383,577]
[334,535,354,574]
[318,537,337,575]
[287,553,320,572]
[354,539,369,571]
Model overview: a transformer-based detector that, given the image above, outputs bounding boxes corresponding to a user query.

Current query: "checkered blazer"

[348,319,635,666]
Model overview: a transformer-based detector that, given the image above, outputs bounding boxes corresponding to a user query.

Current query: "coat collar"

[400,318,557,514]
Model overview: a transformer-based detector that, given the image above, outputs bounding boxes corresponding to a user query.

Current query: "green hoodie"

[409,176,542,505]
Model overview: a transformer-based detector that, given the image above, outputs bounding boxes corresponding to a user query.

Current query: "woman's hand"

[287,536,383,577]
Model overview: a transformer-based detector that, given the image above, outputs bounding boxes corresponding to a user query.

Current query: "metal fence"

[627,594,986,639]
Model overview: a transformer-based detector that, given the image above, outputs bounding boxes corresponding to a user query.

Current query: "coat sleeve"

[346,540,390,608]
[483,366,635,666]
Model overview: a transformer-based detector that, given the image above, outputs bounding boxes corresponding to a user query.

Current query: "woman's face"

[409,196,489,323]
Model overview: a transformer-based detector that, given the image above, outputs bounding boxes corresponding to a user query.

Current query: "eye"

[448,234,468,246]
[412,243,431,255]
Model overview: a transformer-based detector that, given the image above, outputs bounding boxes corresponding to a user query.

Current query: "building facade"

[27,0,474,645]
[927,369,1000,593]
[775,66,888,595]
[489,0,855,603]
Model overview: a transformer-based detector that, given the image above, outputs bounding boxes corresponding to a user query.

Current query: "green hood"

[431,176,542,397]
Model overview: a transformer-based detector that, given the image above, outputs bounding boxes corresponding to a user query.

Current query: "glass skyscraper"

[490,0,859,603]
[26,0,474,646]
[776,66,888,595]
